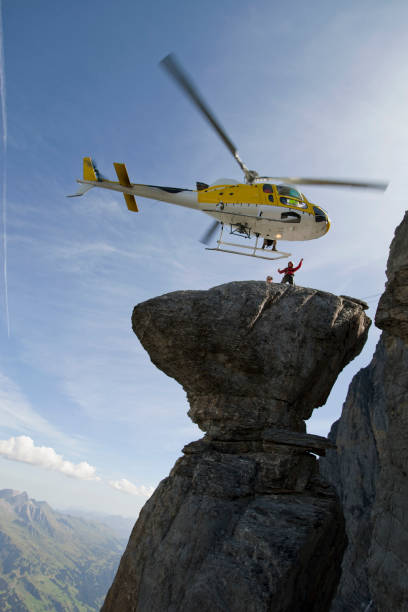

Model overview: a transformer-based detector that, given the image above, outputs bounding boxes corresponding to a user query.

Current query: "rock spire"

[102,282,370,612]
[320,210,408,611]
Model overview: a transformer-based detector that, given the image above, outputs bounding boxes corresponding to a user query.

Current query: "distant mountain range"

[0,489,127,611]
[59,508,134,541]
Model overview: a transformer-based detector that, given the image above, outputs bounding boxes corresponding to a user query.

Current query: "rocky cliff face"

[320,211,408,611]
[102,282,370,612]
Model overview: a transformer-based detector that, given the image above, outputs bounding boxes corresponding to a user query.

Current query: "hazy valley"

[0,488,128,611]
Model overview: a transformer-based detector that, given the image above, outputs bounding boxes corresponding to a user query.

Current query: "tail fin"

[113,162,139,212]
[83,157,98,181]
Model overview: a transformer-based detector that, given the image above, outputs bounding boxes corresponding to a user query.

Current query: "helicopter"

[68,54,388,261]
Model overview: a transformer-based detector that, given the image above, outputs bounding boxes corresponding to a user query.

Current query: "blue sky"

[0,0,407,516]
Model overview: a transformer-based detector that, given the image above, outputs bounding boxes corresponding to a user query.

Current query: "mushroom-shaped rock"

[102,282,370,612]
[132,282,370,436]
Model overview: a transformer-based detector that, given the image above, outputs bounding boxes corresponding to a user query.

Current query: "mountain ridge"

[0,487,126,611]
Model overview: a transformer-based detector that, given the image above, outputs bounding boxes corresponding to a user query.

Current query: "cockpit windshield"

[277,185,302,199]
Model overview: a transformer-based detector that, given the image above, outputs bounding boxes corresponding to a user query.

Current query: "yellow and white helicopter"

[69,55,388,261]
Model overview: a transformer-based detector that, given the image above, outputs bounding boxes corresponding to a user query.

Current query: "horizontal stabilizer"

[114,162,139,212]
[67,184,94,198]
[124,193,138,212]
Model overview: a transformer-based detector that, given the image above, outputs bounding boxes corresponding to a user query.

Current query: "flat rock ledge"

[102,282,370,612]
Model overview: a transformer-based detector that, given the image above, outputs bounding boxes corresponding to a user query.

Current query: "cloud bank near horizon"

[0,435,100,480]
[108,478,154,498]
[0,434,155,501]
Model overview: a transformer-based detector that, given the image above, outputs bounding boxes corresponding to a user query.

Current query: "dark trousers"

[281,274,294,285]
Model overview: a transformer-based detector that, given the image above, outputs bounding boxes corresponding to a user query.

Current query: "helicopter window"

[313,206,327,222]
[292,200,307,208]
[268,195,274,202]
[280,197,307,208]
[262,184,273,193]
[281,211,301,221]
[277,185,302,199]
[280,197,296,206]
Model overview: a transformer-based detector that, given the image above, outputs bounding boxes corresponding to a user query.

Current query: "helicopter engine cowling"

[209,178,240,186]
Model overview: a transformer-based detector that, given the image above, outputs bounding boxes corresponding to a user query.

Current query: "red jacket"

[278,260,302,276]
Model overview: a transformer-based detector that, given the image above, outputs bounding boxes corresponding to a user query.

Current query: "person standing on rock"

[278,259,303,285]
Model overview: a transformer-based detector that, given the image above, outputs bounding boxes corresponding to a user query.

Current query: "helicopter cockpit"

[276,185,308,209]
[277,185,301,198]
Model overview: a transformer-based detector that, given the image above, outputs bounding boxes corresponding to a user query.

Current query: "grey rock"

[340,295,369,310]
[320,210,408,612]
[319,342,384,611]
[102,283,370,612]
[103,455,345,612]
[132,283,370,436]
[369,212,408,611]
[376,213,408,342]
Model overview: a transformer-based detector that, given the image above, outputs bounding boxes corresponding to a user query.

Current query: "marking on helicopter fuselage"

[202,209,308,223]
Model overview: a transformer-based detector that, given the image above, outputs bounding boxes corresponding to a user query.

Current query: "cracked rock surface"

[131,282,369,437]
[320,211,408,612]
[102,282,370,612]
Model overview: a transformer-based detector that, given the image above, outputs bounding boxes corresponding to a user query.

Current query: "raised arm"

[292,258,303,272]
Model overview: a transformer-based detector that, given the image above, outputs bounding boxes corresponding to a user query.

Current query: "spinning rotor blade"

[257,177,388,191]
[200,219,220,245]
[160,54,256,182]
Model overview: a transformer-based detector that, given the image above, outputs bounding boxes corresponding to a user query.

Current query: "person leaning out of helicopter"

[278,259,303,285]
[261,238,277,251]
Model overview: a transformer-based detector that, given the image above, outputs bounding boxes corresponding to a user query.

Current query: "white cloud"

[108,478,154,498]
[0,435,100,481]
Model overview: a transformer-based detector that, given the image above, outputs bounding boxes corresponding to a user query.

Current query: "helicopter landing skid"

[206,246,290,260]
[206,233,290,261]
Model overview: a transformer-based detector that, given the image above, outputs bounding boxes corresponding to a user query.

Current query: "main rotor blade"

[200,219,220,245]
[257,177,388,191]
[160,54,252,180]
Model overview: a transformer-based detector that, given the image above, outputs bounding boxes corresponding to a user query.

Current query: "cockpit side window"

[280,197,307,208]
[313,206,327,222]
[277,185,301,199]
[262,184,273,193]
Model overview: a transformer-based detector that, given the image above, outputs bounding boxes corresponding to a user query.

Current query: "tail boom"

[73,157,198,210]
